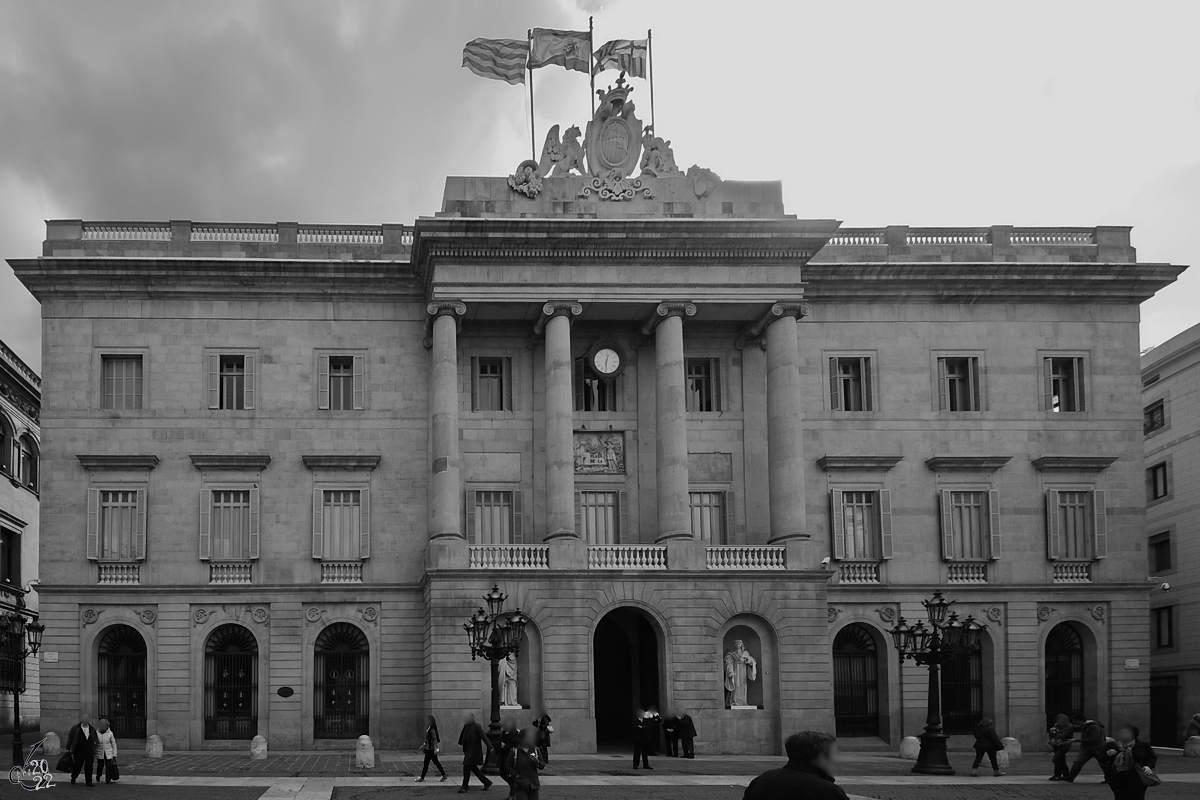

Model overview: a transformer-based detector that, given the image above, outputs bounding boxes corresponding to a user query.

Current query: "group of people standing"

[416,711,552,798]
[1047,713,1159,799]
[632,708,696,769]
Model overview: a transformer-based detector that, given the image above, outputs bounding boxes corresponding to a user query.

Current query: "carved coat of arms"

[585,75,643,179]
[573,431,625,474]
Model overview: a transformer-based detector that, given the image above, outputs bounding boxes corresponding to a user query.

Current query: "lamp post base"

[912,731,955,775]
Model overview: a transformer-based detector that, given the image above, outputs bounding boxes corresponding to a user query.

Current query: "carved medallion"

[305,606,323,624]
[192,608,210,626]
[1088,605,1107,624]
[874,607,897,624]
[81,608,103,627]
[982,606,1004,626]
[1037,606,1055,623]
[827,607,841,624]
[360,606,379,625]
[574,432,625,474]
[139,608,157,626]
[251,607,270,624]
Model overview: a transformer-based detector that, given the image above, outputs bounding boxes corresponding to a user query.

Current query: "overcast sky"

[2,0,1198,373]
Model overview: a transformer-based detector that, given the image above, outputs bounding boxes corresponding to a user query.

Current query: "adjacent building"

[1142,321,1200,745]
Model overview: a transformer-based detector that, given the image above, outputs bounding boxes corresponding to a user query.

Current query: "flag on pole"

[529,28,590,73]
[592,38,648,78]
[462,37,529,85]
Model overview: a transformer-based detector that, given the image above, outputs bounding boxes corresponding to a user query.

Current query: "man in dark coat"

[457,712,494,793]
[743,730,849,800]
[662,711,680,757]
[1064,713,1107,783]
[65,712,100,787]
[677,710,697,759]
[632,713,653,770]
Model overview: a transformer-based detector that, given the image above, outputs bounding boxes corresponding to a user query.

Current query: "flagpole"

[528,29,536,160]
[589,16,596,117]
[648,28,655,131]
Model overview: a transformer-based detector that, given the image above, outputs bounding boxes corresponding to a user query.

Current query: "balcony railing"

[837,562,881,585]
[320,561,364,584]
[469,545,550,570]
[98,563,140,585]
[947,562,989,584]
[191,224,278,243]
[706,546,786,570]
[209,562,253,585]
[588,545,667,570]
[82,223,170,241]
[1053,562,1093,584]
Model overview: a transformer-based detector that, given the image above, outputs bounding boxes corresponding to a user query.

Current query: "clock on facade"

[587,342,626,378]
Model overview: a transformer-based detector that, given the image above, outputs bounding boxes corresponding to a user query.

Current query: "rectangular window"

[839,491,881,559]
[1144,400,1165,434]
[937,356,980,411]
[829,357,873,411]
[100,490,139,561]
[328,357,355,411]
[1147,463,1169,501]
[1045,356,1085,412]
[689,491,728,543]
[0,528,18,587]
[1047,490,1107,560]
[472,357,511,412]
[102,355,144,410]
[686,358,721,412]
[316,353,364,411]
[210,490,251,560]
[1149,533,1172,574]
[220,356,245,410]
[579,491,620,545]
[1154,606,1175,649]
[941,490,989,559]
[574,357,617,411]
[473,490,514,544]
[322,489,363,559]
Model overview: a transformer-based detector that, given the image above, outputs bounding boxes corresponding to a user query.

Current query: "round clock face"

[592,347,622,376]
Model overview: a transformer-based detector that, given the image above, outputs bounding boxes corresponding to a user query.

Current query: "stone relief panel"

[573,432,625,474]
[81,605,157,628]
[191,604,270,627]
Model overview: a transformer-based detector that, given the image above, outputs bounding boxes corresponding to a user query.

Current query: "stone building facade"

[1,337,41,731]
[1141,322,1200,745]
[8,172,1184,752]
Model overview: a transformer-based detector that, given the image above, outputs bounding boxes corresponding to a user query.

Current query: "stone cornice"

[924,455,1012,472]
[77,454,160,471]
[301,455,381,471]
[189,454,273,471]
[817,455,904,472]
[0,508,28,529]
[1031,456,1119,472]
[639,302,697,335]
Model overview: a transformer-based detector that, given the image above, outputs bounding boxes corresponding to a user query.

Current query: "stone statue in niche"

[573,431,625,474]
[500,652,520,708]
[724,639,758,709]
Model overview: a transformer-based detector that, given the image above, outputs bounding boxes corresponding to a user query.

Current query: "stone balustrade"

[192,224,279,242]
[82,223,170,241]
[814,225,1122,263]
[98,563,140,585]
[320,561,364,584]
[468,545,550,570]
[587,545,668,570]
[210,562,254,585]
[706,546,787,570]
[1053,562,1093,583]
[837,562,881,584]
[947,562,989,584]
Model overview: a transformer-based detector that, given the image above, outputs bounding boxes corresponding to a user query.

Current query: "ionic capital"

[640,301,697,335]
[769,301,811,321]
[735,300,811,349]
[426,300,467,319]
[533,301,584,336]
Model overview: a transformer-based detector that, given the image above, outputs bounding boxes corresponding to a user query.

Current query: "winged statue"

[538,124,587,178]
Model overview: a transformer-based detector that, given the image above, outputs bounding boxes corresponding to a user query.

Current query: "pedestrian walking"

[507,727,546,800]
[497,717,521,798]
[662,711,680,757]
[1184,712,1200,744]
[1065,713,1107,783]
[457,712,494,793]
[678,710,697,758]
[970,717,1006,777]
[532,712,552,763]
[93,719,118,784]
[742,730,849,800]
[416,714,447,782]
[1048,712,1075,781]
[65,713,99,787]
[1100,724,1158,800]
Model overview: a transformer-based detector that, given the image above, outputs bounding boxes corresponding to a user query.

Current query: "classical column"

[542,301,582,539]
[428,301,466,540]
[764,302,810,542]
[649,302,696,541]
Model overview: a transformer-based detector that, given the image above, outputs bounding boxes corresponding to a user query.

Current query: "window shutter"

[723,490,735,545]
[829,358,841,411]
[198,489,211,561]
[135,487,147,560]
[465,490,477,543]
[1092,490,1107,559]
[312,487,324,559]
[317,354,330,410]
[243,354,256,410]
[939,489,954,560]
[968,357,980,410]
[987,489,1002,559]
[574,492,583,542]
[511,490,523,544]
[1075,358,1085,412]
[878,489,893,559]
[862,357,873,412]
[470,358,480,411]
[359,487,370,558]
[830,489,845,560]
[207,354,220,409]
[936,358,948,410]
[574,358,585,412]
[501,357,513,412]
[618,490,629,545]
[1046,490,1060,560]
[352,354,365,409]
[710,357,722,412]
[87,487,100,560]
[1042,358,1053,411]
[248,486,260,560]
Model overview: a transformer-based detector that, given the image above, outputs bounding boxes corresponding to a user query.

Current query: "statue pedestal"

[729,705,757,711]
[501,705,523,711]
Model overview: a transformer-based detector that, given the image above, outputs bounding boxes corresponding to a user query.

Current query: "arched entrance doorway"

[1045,622,1085,728]
[204,624,259,739]
[941,645,983,735]
[313,622,369,739]
[593,607,662,749]
[833,624,880,737]
[97,625,147,738]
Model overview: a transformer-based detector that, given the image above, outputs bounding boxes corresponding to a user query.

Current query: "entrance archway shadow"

[593,606,664,751]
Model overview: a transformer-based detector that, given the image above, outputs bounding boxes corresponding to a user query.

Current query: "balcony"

[469,545,550,570]
[97,563,140,585]
[588,545,667,570]
[209,562,253,585]
[320,561,364,584]
[706,546,786,570]
[1053,562,1093,584]
[947,562,989,585]
[837,562,881,585]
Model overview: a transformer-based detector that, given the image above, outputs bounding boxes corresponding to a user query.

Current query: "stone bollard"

[1184,736,1200,758]
[42,732,61,756]
[898,736,920,760]
[146,735,163,758]
[250,735,268,760]
[355,734,375,768]
[1002,736,1021,759]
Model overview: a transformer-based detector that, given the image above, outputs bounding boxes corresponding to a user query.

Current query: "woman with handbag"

[415,715,447,782]
[1101,724,1159,800]
[94,719,119,783]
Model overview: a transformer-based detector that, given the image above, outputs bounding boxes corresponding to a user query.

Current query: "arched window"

[942,646,983,735]
[0,413,13,476]
[97,625,148,738]
[17,435,38,491]
[1045,623,1085,728]
[832,624,880,737]
[204,625,259,739]
[314,622,369,739]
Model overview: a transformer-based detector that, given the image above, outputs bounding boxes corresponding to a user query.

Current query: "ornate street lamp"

[463,585,528,773]
[1,586,43,767]
[888,591,987,775]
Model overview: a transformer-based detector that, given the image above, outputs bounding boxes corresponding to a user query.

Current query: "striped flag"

[529,28,590,73]
[462,38,529,85]
[592,38,648,78]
